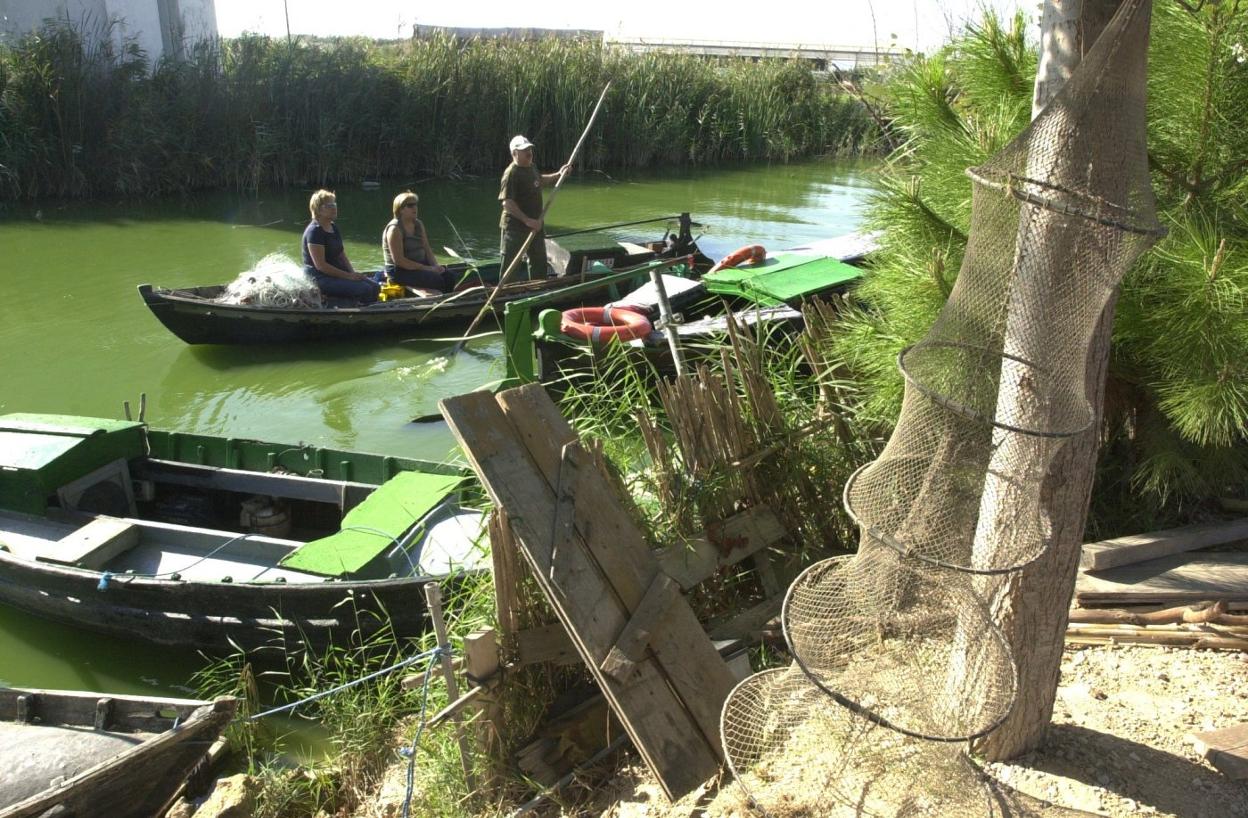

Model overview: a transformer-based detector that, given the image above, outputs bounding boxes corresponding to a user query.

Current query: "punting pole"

[648,263,687,376]
[449,82,612,357]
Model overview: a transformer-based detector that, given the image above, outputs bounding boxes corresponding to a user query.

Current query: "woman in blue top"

[301,190,380,304]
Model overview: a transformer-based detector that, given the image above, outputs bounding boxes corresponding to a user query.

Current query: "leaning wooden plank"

[1189,723,1248,779]
[1081,518,1248,572]
[441,390,718,799]
[1075,553,1248,606]
[496,385,736,757]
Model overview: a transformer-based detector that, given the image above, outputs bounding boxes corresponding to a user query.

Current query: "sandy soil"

[582,644,1248,818]
[359,643,1248,817]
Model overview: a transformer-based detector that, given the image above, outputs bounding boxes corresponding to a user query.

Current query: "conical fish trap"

[719,1,1164,814]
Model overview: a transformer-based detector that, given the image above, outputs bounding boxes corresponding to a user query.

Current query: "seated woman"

[302,189,380,304]
[382,191,455,296]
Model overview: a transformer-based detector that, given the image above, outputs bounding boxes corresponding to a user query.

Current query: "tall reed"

[0,23,878,200]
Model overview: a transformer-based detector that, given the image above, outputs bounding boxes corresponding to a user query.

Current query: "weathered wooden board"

[1076,553,1248,605]
[495,386,735,754]
[441,386,735,800]
[1189,723,1248,779]
[1081,518,1248,572]
[654,505,787,590]
[45,516,139,569]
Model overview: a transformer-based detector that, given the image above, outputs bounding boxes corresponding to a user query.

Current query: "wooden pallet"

[441,385,736,800]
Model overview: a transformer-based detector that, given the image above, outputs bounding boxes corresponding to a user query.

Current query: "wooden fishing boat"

[139,215,710,345]
[502,232,879,385]
[0,687,236,818]
[0,413,485,655]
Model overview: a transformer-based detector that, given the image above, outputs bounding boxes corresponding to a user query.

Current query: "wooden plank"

[495,385,736,757]
[440,390,719,799]
[488,510,521,646]
[654,505,787,590]
[1190,723,1248,779]
[1075,553,1248,605]
[600,574,679,682]
[708,593,785,641]
[42,517,139,569]
[515,622,580,667]
[132,459,376,509]
[1081,518,1248,572]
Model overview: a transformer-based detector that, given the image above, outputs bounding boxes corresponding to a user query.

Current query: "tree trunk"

[975,0,1125,761]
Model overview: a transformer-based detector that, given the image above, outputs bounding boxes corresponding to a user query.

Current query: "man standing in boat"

[499,135,571,280]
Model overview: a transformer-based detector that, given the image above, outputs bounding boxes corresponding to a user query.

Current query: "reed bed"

[0,23,878,201]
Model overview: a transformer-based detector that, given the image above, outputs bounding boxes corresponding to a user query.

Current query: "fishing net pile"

[217,254,323,308]
[719,1,1164,814]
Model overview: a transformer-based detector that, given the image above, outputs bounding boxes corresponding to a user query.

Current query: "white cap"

[509,135,534,152]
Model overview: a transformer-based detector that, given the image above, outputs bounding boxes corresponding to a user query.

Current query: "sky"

[213,0,1033,54]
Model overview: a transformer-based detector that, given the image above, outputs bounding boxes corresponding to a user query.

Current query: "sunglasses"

[403,201,418,208]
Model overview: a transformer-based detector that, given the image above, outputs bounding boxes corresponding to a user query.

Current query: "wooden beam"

[1076,553,1248,605]
[600,574,679,682]
[1189,723,1248,779]
[1081,518,1248,572]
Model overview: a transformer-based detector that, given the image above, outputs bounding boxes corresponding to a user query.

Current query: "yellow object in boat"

[378,281,405,301]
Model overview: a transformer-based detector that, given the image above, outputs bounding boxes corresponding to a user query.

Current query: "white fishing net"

[217,254,323,308]
[720,1,1165,814]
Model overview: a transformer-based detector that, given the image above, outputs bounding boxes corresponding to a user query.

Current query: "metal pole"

[424,583,478,794]
[648,264,686,377]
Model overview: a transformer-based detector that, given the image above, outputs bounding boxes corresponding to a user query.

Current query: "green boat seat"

[278,471,467,578]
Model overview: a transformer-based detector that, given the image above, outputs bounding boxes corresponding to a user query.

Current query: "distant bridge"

[604,37,906,72]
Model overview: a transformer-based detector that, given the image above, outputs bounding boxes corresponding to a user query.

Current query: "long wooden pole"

[449,83,612,355]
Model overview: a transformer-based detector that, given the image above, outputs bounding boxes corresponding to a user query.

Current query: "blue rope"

[247,646,443,721]
[400,648,445,818]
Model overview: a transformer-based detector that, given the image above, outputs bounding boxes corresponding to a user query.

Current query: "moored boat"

[0,687,236,818]
[501,232,879,385]
[0,413,485,654]
[139,215,710,345]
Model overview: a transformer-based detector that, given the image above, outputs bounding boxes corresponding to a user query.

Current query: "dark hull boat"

[0,414,485,655]
[0,688,235,818]
[139,215,709,345]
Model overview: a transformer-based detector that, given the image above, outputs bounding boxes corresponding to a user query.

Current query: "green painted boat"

[0,414,485,655]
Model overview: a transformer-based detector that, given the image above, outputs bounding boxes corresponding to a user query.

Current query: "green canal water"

[0,157,874,697]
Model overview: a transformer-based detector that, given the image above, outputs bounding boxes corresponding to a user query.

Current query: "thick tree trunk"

[975,0,1124,761]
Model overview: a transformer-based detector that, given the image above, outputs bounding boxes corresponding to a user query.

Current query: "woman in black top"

[301,189,380,304]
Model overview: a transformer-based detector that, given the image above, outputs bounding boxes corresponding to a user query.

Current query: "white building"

[0,0,217,62]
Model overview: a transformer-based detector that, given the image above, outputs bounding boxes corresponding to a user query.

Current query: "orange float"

[708,244,766,274]
[560,305,653,343]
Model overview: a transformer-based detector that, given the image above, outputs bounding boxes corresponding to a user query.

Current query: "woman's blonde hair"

[392,191,418,220]
[309,189,336,219]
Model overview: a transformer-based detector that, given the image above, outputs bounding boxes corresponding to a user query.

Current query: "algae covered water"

[0,158,873,695]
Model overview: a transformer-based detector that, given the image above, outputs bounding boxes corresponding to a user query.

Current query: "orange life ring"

[561,305,653,343]
[709,244,766,274]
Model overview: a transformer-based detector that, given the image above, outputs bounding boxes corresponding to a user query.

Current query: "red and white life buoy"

[708,244,766,274]
[560,305,653,343]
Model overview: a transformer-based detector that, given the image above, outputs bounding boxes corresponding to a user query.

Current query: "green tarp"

[278,471,466,577]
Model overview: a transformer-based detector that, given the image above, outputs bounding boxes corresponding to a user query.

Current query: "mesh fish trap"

[721,0,1164,813]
